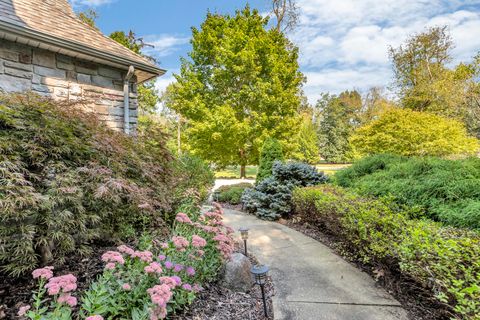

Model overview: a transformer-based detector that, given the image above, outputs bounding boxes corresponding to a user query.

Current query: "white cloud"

[291,0,480,103]
[143,35,190,58]
[155,71,176,95]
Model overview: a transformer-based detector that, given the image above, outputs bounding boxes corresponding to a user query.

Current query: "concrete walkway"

[222,208,409,320]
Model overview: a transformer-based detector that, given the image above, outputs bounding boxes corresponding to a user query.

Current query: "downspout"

[124,66,135,134]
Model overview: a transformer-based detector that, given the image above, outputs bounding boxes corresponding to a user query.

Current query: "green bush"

[242,161,328,220]
[334,154,480,229]
[0,94,177,276]
[292,185,480,319]
[213,182,253,205]
[256,137,284,183]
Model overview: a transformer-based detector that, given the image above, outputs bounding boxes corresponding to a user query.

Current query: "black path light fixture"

[239,227,249,256]
[251,264,269,318]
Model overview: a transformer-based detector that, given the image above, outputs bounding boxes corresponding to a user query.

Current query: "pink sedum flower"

[175,212,193,224]
[117,245,135,256]
[173,264,184,272]
[32,266,54,280]
[145,262,163,274]
[86,316,104,320]
[164,261,174,269]
[182,283,192,291]
[158,254,166,261]
[105,263,116,270]
[17,305,30,316]
[101,251,125,265]
[132,250,153,262]
[122,283,131,291]
[45,274,77,296]
[191,235,207,248]
[172,236,189,252]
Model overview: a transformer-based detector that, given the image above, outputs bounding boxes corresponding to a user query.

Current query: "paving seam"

[285,300,403,307]
[255,241,319,252]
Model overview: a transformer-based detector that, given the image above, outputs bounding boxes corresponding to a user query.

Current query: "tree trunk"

[240,164,246,179]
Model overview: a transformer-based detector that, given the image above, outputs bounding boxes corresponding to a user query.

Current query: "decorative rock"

[222,252,252,293]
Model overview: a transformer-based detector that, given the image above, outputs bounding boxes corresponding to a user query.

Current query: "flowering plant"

[19,267,77,320]
[20,204,234,320]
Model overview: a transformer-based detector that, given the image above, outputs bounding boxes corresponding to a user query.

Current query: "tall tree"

[316,91,361,163]
[78,9,98,30]
[390,26,480,136]
[109,31,160,114]
[291,112,320,164]
[163,6,304,178]
[271,0,299,32]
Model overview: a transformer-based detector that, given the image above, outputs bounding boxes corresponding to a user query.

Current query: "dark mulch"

[173,244,274,320]
[282,218,454,320]
[0,241,115,319]
[0,242,273,320]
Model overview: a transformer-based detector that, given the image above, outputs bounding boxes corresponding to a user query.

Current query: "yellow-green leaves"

[351,108,479,157]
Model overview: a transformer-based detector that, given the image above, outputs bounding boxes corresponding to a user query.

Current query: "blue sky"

[70,0,480,104]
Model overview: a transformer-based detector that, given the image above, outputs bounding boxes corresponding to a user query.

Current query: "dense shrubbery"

[256,138,284,183]
[213,182,253,205]
[334,154,480,229]
[242,161,328,220]
[0,94,211,276]
[292,185,480,319]
[20,205,235,319]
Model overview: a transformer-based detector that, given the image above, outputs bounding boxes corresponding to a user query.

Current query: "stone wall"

[0,39,138,131]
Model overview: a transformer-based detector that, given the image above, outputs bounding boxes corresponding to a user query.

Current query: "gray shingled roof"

[0,0,165,82]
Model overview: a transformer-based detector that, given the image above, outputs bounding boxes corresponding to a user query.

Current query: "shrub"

[256,137,284,183]
[0,93,176,276]
[213,182,253,205]
[242,161,328,220]
[292,185,480,319]
[22,205,235,319]
[350,108,479,157]
[335,154,480,229]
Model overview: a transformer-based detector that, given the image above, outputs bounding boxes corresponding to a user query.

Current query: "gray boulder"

[222,253,252,292]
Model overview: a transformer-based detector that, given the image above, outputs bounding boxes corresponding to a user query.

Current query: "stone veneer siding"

[0,39,138,131]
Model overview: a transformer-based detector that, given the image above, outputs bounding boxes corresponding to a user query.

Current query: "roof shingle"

[0,0,164,81]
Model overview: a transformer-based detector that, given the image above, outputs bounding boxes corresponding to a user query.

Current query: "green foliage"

[213,182,253,205]
[335,154,480,229]
[173,154,214,206]
[163,6,305,168]
[0,93,175,275]
[257,138,284,183]
[242,161,328,220]
[291,113,320,164]
[350,108,479,157]
[77,9,98,30]
[316,91,362,163]
[292,185,480,319]
[390,26,480,137]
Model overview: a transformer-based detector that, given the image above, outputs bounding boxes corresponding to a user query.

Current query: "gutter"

[0,21,166,81]
[124,66,135,134]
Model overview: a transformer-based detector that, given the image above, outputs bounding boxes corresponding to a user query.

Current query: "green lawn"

[214,163,351,179]
[215,166,258,179]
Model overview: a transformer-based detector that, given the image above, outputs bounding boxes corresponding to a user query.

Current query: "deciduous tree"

[350,108,479,157]
[163,6,304,177]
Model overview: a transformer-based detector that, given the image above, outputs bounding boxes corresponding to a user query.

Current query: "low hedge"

[292,185,480,319]
[334,154,480,229]
[212,182,253,205]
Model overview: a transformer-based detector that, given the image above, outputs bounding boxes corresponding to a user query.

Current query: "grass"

[214,163,351,179]
[214,166,258,179]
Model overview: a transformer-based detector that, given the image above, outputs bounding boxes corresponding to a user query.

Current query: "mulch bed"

[0,241,115,319]
[282,218,453,320]
[173,243,274,320]
[0,242,273,320]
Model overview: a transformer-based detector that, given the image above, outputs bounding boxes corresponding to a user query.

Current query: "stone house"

[0,0,165,133]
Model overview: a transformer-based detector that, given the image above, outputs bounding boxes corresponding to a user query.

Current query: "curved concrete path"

[221,208,409,320]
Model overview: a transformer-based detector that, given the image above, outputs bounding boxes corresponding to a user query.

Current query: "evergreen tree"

[257,138,284,183]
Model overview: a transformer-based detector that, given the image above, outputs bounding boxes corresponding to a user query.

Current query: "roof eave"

[0,20,166,82]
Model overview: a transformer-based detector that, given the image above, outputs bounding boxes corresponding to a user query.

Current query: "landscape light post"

[251,264,269,318]
[239,227,249,256]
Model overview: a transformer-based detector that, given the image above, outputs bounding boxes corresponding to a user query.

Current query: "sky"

[70,0,480,104]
